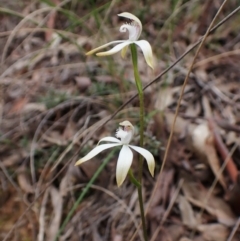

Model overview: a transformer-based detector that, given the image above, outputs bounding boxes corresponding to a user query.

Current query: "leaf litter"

[1,1,240,241]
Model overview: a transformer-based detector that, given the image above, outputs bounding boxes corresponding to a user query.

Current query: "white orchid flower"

[86,12,154,69]
[75,120,155,187]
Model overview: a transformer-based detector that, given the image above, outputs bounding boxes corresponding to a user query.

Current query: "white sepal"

[97,41,131,56]
[134,40,154,69]
[129,145,155,176]
[98,137,121,144]
[86,40,124,56]
[75,143,121,166]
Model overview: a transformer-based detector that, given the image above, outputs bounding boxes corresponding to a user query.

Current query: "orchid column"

[84,12,154,241]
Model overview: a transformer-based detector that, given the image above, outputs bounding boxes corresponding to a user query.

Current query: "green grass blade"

[54,148,116,241]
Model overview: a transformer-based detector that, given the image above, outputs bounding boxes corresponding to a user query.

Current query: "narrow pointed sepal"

[129,145,155,176]
[86,41,124,56]
[98,137,121,145]
[96,41,131,56]
[134,40,154,69]
[75,143,120,166]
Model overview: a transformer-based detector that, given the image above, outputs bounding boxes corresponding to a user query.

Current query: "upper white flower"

[75,120,155,187]
[86,12,154,69]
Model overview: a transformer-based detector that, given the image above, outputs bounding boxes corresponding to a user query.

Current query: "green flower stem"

[130,44,148,241]
[130,44,144,179]
[128,169,141,188]
[54,149,116,241]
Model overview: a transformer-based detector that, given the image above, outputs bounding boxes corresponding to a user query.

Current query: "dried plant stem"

[130,44,148,241]
[208,118,238,183]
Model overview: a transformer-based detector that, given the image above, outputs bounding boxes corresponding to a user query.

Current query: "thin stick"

[37,188,50,241]
[208,118,238,183]
[227,217,240,241]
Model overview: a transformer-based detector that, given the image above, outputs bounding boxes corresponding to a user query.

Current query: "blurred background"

[1,0,240,240]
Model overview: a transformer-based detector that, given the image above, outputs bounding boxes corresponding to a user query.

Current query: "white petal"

[97,41,132,56]
[129,145,155,176]
[118,12,142,33]
[75,143,121,166]
[134,40,154,69]
[116,145,133,187]
[98,137,121,144]
[86,40,124,55]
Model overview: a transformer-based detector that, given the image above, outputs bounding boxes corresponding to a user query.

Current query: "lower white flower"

[75,120,155,187]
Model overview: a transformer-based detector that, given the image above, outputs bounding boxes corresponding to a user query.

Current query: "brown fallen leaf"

[182,179,236,227]
[225,173,240,215]
[165,112,196,137]
[9,97,29,114]
[77,158,109,187]
[202,95,212,118]
[178,195,198,229]
[197,223,229,241]
[22,103,46,113]
[95,75,116,83]
[47,186,63,241]
[185,101,201,117]
[75,76,91,90]
[166,224,185,241]
[62,120,77,141]
[191,124,226,190]
[2,153,23,167]
[179,238,192,241]
[149,169,174,209]
[154,87,174,111]
[17,166,34,194]
[45,0,59,41]
[42,131,68,146]
[113,234,122,241]
[59,164,78,197]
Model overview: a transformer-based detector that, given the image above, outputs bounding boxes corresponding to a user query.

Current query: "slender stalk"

[137,186,147,241]
[128,169,141,188]
[130,44,148,241]
[130,44,144,179]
